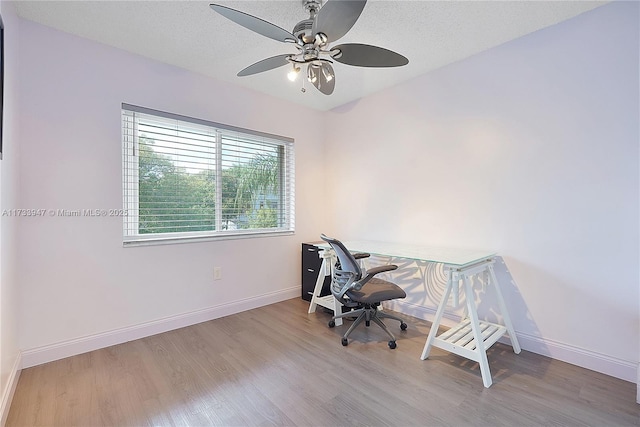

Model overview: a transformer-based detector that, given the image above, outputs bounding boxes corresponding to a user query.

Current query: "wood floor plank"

[7,298,640,426]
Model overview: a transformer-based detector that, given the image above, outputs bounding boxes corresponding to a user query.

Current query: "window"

[122,104,294,245]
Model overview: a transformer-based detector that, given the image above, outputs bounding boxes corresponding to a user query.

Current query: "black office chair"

[321,234,408,349]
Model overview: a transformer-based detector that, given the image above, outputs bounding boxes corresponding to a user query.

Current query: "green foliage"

[248,207,278,229]
[137,138,280,234]
[138,138,215,234]
[223,152,280,229]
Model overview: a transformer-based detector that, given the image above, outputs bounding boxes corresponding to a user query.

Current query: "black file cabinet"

[301,243,332,302]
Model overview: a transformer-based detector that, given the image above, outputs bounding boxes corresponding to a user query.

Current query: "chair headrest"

[321,234,361,277]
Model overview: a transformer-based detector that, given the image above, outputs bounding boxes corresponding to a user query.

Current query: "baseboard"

[0,353,21,427]
[386,299,638,384]
[18,291,639,387]
[637,364,640,404]
[514,331,637,383]
[22,286,299,369]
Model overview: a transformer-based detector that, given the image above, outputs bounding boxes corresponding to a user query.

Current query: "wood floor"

[7,298,640,426]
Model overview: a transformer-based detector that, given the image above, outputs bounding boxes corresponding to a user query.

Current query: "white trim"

[123,229,294,247]
[387,299,638,384]
[22,287,299,369]
[636,364,639,404]
[17,292,638,388]
[514,331,637,383]
[1,352,22,427]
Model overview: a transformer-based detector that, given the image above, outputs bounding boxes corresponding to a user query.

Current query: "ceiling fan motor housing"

[293,19,314,43]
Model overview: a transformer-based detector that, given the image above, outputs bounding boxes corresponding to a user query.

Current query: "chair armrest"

[352,252,370,260]
[353,264,398,290]
[365,264,398,276]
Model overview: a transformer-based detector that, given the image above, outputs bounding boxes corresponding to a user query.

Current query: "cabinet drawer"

[302,268,321,285]
[302,245,322,266]
[302,242,331,301]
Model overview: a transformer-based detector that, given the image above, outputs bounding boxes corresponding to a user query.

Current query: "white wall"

[0,0,22,422]
[8,0,639,391]
[15,18,328,362]
[324,1,639,381]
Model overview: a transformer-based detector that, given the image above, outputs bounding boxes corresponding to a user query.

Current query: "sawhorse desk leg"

[307,250,343,326]
[420,259,520,388]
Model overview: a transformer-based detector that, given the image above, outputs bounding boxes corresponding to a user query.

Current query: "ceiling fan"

[209,0,409,95]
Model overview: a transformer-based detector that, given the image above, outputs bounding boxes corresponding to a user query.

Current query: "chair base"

[329,303,407,348]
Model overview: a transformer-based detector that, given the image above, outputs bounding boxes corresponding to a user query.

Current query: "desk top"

[317,240,495,268]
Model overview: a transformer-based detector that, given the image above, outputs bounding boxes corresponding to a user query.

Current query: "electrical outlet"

[214,267,222,281]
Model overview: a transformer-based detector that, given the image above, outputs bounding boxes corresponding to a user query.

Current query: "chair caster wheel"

[341,338,349,346]
[388,341,397,349]
[328,320,335,328]
[400,322,407,331]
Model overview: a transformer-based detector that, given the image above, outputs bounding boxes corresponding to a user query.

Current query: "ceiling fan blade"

[238,54,291,77]
[332,43,409,67]
[312,0,367,43]
[308,63,335,95]
[210,4,297,44]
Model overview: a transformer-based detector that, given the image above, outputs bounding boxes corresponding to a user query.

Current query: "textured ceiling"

[13,0,608,111]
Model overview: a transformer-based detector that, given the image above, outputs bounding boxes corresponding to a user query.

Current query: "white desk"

[307,240,521,388]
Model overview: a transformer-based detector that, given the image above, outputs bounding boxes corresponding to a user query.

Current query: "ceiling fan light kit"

[210,0,408,96]
[287,65,301,82]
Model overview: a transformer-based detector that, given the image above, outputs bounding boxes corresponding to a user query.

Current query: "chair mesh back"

[321,235,362,300]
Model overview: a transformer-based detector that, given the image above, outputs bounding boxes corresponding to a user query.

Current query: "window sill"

[123,230,295,247]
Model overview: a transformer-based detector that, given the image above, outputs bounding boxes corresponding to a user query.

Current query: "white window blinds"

[122,104,295,245]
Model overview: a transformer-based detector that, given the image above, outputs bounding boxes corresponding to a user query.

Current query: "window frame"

[121,104,295,246]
